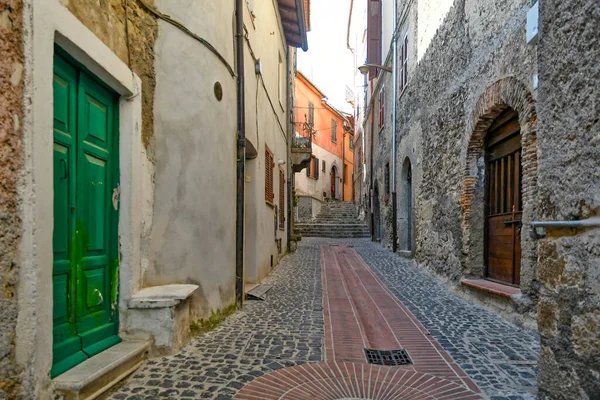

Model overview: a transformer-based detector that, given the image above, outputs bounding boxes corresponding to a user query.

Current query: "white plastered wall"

[19,1,147,395]
[295,143,343,201]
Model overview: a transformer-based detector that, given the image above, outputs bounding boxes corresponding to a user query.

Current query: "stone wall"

[0,1,25,397]
[374,0,541,314]
[536,0,600,397]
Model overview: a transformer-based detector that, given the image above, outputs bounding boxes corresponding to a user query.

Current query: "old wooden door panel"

[485,109,522,286]
[52,49,120,377]
[487,215,515,283]
[52,55,87,376]
[75,72,120,356]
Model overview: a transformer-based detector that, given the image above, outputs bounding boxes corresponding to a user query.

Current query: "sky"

[297,0,356,114]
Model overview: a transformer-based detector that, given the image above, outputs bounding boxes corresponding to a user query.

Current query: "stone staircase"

[295,201,370,238]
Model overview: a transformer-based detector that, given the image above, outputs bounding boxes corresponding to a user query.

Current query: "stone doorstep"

[128,284,199,309]
[461,278,521,299]
[53,340,150,400]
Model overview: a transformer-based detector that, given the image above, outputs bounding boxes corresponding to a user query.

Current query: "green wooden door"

[52,49,121,378]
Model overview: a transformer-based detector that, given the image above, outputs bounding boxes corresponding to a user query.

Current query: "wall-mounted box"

[527,1,539,44]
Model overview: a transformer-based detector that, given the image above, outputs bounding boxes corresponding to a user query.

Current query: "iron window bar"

[529,217,600,239]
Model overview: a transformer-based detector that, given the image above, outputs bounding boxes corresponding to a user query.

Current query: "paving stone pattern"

[345,238,539,400]
[108,243,324,400]
[109,238,539,399]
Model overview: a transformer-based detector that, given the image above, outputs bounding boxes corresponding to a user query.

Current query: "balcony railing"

[292,135,311,149]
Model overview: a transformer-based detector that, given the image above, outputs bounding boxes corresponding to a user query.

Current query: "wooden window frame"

[265,145,275,204]
[331,119,337,143]
[306,155,319,180]
[385,162,390,196]
[379,86,385,130]
[400,34,408,95]
[308,102,314,128]
[279,168,285,230]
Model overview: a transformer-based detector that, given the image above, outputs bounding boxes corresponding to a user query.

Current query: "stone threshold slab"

[53,340,150,400]
[461,279,521,298]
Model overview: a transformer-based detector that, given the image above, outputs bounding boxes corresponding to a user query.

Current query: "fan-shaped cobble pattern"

[235,362,481,400]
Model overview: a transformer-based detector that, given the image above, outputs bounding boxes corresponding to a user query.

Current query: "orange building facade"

[294,72,354,221]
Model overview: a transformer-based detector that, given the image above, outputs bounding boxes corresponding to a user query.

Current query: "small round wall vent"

[214,82,223,101]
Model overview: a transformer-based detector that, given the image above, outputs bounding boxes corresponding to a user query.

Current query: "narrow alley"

[108,238,539,400]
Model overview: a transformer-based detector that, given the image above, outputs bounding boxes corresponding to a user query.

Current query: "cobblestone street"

[109,238,539,400]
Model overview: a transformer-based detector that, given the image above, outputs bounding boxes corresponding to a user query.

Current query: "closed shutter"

[265,146,274,203]
[367,0,382,79]
[279,169,285,229]
[315,157,320,179]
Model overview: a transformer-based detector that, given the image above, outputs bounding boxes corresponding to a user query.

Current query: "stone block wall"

[0,1,24,397]
[536,0,600,397]
[388,0,540,305]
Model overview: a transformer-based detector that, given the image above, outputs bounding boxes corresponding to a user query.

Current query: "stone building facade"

[358,0,540,320]
[536,0,600,397]
[0,0,308,397]
[355,0,599,397]
[294,72,354,221]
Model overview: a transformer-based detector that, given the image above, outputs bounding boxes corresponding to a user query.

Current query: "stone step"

[295,232,370,238]
[53,340,150,400]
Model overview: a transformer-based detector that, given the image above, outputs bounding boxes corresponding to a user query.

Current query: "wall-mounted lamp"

[357,63,393,75]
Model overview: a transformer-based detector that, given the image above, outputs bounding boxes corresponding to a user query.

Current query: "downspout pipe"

[342,130,346,201]
[287,47,293,251]
[235,0,246,310]
[391,0,398,252]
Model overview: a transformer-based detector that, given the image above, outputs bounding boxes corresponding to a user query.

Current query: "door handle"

[504,218,522,225]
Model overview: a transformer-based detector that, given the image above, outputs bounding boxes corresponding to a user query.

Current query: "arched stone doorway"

[330,166,337,200]
[373,182,381,241]
[400,158,413,252]
[461,77,538,291]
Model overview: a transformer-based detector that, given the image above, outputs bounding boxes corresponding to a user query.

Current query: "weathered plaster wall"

[295,142,342,201]
[536,0,600,397]
[0,1,24,397]
[64,0,157,150]
[146,0,236,318]
[243,0,290,284]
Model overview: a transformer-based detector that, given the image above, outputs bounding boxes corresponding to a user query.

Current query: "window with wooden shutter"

[265,146,274,203]
[331,119,337,142]
[315,157,319,179]
[379,86,385,130]
[385,163,390,196]
[322,159,326,172]
[367,0,382,79]
[308,156,318,179]
[400,34,408,93]
[308,102,314,127]
[279,168,285,230]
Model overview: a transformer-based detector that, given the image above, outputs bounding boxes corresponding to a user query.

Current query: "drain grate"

[364,348,412,366]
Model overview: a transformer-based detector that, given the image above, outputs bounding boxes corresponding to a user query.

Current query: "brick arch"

[460,77,538,289]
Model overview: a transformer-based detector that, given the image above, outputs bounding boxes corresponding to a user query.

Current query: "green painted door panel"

[75,71,119,350]
[52,54,82,378]
[52,49,120,378]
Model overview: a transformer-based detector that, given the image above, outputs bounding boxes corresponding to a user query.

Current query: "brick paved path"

[109,238,538,400]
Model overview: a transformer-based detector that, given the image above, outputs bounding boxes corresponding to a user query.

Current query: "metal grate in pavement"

[364,348,412,366]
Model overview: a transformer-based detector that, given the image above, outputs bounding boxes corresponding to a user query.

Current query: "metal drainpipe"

[235,0,246,310]
[391,0,398,253]
[369,85,375,240]
[287,47,293,252]
[342,130,346,201]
